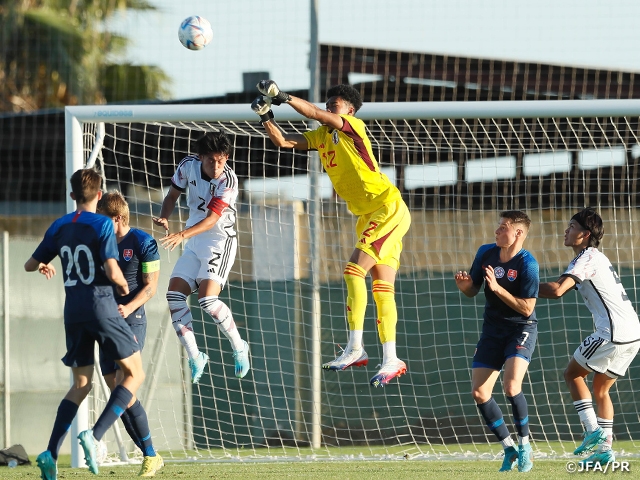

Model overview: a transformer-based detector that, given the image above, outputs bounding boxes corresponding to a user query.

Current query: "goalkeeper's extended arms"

[257,80,291,105]
[257,79,344,130]
[251,96,274,123]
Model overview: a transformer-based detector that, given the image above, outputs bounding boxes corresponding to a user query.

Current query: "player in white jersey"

[153,132,250,384]
[539,208,640,466]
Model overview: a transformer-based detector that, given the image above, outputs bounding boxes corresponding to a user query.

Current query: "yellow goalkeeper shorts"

[355,198,411,271]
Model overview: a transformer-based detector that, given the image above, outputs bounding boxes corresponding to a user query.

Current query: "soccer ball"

[178,16,213,50]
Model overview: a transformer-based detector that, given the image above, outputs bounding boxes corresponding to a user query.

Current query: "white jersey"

[171,155,238,239]
[563,247,640,344]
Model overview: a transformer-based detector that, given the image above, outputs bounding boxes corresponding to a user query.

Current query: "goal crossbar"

[66,98,640,124]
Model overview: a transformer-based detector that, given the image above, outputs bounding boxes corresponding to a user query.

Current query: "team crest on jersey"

[332,130,339,145]
[210,182,216,195]
[507,269,518,281]
[494,266,505,278]
[123,249,133,261]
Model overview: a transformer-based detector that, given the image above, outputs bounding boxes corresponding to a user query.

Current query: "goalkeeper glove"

[251,96,274,123]
[257,80,291,106]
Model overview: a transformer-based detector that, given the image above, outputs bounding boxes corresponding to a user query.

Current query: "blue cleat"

[189,352,209,384]
[579,448,615,466]
[36,450,57,480]
[499,445,518,472]
[574,427,607,455]
[518,443,534,472]
[233,340,251,378]
[77,430,99,475]
[323,346,369,371]
[369,359,407,387]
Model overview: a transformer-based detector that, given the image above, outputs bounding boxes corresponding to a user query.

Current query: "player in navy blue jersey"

[25,169,146,480]
[97,190,163,477]
[454,210,539,473]
[153,132,250,384]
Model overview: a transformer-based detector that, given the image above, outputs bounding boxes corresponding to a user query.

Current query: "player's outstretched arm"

[251,95,309,150]
[104,258,129,296]
[153,185,181,232]
[257,79,344,130]
[454,270,480,298]
[160,209,221,251]
[539,275,576,299]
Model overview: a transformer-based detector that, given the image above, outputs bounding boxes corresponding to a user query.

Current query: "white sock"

[501,436,515,449]
[574,399,599,432]
[167,291,200,359]
[382,341,397,364]
[518,435,529,446]
[346,330,363,351]
[199,296,244,351]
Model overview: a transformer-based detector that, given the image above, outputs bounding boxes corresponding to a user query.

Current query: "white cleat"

[370,358,407,387]
[322,346,369,371]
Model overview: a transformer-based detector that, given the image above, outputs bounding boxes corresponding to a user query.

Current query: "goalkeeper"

[251,81,411,387]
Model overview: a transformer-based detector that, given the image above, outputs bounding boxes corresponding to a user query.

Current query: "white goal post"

[65,99,640,465]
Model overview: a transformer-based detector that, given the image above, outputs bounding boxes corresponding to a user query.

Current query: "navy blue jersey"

[116,228,160,325]
[469,243,539,326]
[31,210,120,324]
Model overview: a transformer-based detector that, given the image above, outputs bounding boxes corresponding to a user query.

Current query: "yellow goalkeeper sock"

[343,262,367,331]
[372,279,397,344]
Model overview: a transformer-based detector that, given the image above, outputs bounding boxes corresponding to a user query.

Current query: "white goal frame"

[65,99,640,467]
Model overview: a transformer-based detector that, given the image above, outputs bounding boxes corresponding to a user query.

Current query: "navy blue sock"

[477,397,511,441]
[93,385,133,441]
[127,400,156,457]
[47,399,79,460]
[120,409,143,451]
[507,392,530,437]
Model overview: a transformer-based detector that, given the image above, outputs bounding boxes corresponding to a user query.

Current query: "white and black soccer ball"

[178,16,213,51]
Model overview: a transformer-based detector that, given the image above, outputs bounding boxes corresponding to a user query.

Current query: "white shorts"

[574,333,640,378]
[170,233,237,291]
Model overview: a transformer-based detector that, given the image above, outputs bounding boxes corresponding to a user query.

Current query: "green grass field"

[3,443,638,480]
[0,459,616,480]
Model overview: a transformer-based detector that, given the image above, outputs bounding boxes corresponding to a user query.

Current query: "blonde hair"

[97,190,129,226]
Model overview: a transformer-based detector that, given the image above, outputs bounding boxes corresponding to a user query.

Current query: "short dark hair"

[70,168,102,205]
[571,207,604,247]
[194,132,231,156]
[500,210,532,231]
[326,84,363,113]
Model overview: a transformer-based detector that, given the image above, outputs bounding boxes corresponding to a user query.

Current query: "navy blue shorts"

[472,321,538,371]
[62,316,140,368]
[100,322,146,376]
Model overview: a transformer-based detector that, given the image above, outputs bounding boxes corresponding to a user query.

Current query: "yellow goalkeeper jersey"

[303,114,401,216]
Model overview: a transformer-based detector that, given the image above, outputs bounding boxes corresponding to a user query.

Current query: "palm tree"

[0,0,171,112]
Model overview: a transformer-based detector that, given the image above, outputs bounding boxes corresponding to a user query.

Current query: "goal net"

[65,100,640,463]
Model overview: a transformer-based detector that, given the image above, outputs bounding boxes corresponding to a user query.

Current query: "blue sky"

[110,0,640,100]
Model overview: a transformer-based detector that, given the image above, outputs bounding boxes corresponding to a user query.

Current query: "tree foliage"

[0,0,171,112]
